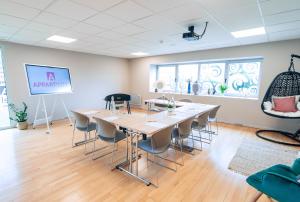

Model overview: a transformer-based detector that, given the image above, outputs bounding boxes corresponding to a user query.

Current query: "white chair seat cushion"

[264,109,300,117]
[263,101,272,111]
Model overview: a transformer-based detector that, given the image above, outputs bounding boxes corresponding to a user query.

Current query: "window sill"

[149,91,259,100]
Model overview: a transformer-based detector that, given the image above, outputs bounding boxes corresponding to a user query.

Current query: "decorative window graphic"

[227,62,260,97]
[199,63,225,95]
[150,58,262,98]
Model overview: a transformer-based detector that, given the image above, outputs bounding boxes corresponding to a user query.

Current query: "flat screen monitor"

[25,64,73,95]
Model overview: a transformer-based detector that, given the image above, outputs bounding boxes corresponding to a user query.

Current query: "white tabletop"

[73,100,217,135]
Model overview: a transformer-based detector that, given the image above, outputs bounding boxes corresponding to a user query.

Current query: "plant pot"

[167,107,173,112]
[17,121,28,130]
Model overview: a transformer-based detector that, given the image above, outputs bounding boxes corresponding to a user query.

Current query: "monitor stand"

[32,95,72,134]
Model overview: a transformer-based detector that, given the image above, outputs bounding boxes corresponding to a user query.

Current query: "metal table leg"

[115,130,151,186]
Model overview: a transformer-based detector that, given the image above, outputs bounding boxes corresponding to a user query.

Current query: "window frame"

[153,57,263,99]
[0,45,12,130]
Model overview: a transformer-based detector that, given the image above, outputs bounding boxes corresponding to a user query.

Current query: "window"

[199,63,225,95]
[226,62,261,97]
[0,49,10,129]
[157,65,176,92]
[177,64,198,93]
[150,58,262,98]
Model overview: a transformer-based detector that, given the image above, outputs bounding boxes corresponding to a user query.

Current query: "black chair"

[104,93,131,114]
[257,54,300,146]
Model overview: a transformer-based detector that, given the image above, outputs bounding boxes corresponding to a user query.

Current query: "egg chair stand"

[256,130,300,146]
[256,54,300,146]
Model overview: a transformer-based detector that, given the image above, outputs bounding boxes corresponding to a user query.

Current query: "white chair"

[71,111,97,154]
[92,117,127,170]
[138,124,177,187]
[208,105,221,135]
[192,111,211,144]
[172,116,197,165]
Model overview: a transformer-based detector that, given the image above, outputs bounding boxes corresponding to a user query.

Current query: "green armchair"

[246,158,300,202]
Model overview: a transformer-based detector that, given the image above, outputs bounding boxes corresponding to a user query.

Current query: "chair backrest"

[209,105,221,119]
[157,96,168,100]
[179,98,192,103]
[292,158,300,175]
[197,111,210,128]
[178,116,195,138]
[104,93,131,102]
[72,111,89,130]
[94,117,117,139]
[151,125,175,151]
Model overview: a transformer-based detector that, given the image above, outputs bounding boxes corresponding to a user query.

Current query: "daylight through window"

[150,58,262,98]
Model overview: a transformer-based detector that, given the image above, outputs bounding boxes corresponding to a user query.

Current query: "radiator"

[130,94,142,106]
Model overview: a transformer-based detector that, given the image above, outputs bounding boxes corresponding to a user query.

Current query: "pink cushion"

[273,96,298,112]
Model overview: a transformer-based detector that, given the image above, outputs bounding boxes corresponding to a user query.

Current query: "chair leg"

[126,133,129,161]
[198,128,203,148]
[208,122,212,135]
[72,126,76,147]
[173,147,178,171]
[210,125,213,141]
[85,131,91,154]
[111,141,116,170]
[216,119,219,135]
[199,129,203,150]
[92,137,96,160]
[146,152,149,167]
[180,137,184,165]
[153,155,159,188]
[84,132,87,154]
[191,130,196,154]
[207,125,212,141]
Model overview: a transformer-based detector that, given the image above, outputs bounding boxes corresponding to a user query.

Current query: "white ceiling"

[0,0,300,58]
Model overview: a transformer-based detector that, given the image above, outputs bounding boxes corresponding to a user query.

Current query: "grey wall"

[0,41,129,124]
[128,39,300,132]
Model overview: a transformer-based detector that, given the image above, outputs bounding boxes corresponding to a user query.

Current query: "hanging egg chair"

[256,54,300,146]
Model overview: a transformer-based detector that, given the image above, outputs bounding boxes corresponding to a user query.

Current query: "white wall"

[2,39,300,132]
[129,39,300,132]
[0,41,129,124]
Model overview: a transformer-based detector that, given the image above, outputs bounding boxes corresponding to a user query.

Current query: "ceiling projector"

[182,22,208,41]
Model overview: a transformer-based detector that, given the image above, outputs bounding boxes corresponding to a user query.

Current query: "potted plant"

[166,97,175,112]
[9,102,28,130]
[167,103,173,112]
[219,83,228,95]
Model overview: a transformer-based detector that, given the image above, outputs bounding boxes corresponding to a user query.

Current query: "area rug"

[228,138,300,176]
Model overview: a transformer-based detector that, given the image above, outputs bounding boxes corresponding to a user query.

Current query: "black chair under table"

[105,93,131,114]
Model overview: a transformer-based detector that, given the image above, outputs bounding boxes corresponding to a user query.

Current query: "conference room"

[1,0,300,201]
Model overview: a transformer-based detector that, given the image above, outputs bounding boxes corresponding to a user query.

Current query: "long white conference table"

[74,99,217,186]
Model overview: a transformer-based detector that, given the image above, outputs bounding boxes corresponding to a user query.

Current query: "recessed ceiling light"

[131,52,149,56]
[231,27,266,38]
[47,35,77,43]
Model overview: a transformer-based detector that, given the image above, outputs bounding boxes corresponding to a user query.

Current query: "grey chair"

[208,105,221,135]
[138,125,177,187]
[93,117,127,170]
[179,98,192,103]
[192,111,211,144]
[71,111,97,153]
[172,116,197,164]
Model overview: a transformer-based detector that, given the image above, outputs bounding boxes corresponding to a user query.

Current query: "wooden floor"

[0,110,275,202]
